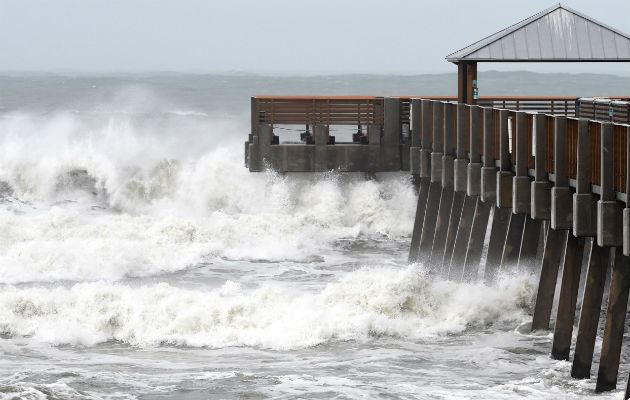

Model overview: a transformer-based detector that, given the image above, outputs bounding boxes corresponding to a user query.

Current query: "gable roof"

[446,3,630,62]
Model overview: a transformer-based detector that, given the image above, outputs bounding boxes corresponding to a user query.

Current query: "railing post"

[497,110,512,208]
[597,122,622,247]
[512,111,531,214]
[420,99,432,179]
[481,107,496,203]
[551,116,572,230]
[410,99,422,176]
[467,105,482,196]
[383,97,401,170]
[531,114,551,219]
[573,119,597,237]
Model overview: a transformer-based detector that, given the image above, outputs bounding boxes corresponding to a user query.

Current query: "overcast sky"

[1,0,628,75]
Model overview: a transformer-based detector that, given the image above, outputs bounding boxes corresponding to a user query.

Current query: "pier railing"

[252,96,630,136]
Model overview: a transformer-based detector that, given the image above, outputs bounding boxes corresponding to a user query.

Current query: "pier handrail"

[252,96,630,135]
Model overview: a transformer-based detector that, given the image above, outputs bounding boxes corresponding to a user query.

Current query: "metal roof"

[446,3,630,63]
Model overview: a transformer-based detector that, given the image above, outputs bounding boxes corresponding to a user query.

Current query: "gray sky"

[1,0,629,75]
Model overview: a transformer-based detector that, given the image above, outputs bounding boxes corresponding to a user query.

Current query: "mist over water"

[0,73,627,399]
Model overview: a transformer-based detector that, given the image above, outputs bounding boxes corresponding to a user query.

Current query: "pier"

[244,3,630,397]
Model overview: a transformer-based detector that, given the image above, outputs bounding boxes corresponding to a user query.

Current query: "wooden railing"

[576,97,630,124]
[251,96,384,134]
[413,99,630,199]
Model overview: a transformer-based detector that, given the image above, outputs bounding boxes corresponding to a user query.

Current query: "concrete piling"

[571,239,608,379]
[449,194,476,279]
[501,213,526,268]
[484,205,511,282]
[551,234,584,361]
[596,247,630,392]
[430,103,456,268]
[517,217,543,272]
[418,102,444,261]
[442,103,469,273]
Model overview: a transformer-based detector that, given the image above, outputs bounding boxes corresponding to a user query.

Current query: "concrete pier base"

[408,178,430,262]
[512,176,531,214]
[573,193,597,237]
[454,159,468,193]
[481,166,497,203]
[484,206,511,283]
[531,228,568,331]
[551,234,584,361]
[571,240,608,379]
[467,163,482,197]
[552,187,573,230]
[462,199,492,280]
[449,195,477,279]
[597,200,623,247]
[596,247,630,392]
[497,171,513,208]
[531,181,551,220]
[501,213,526,268]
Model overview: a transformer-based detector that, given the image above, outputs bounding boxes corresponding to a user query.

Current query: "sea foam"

[0,266,537,349]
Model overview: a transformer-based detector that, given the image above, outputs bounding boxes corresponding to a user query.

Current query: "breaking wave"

[0,265,537,349]
[0,108,415,283]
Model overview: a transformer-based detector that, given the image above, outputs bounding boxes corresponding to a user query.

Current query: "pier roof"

[446,3,630,63]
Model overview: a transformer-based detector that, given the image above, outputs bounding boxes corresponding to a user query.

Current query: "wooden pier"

[244,3,630,397]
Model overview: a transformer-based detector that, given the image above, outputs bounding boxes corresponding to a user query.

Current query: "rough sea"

[0,72,628,399]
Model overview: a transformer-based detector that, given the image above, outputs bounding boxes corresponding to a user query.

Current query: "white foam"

[0,266,537,349]
[0,108,416,283]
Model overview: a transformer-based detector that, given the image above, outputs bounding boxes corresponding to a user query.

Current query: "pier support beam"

[517,217,543,272]
[531,228,568,331]
[571,240,608,379]
[449,195,476,279]
[462,198,491,280]
[596,247,630,392]
[501,213,526,268]
[484,205,511,282]
[408,178,430,262]
[551,234,584,361]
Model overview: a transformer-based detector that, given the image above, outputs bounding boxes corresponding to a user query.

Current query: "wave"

[0,109,416,283]
[0,265,537,349]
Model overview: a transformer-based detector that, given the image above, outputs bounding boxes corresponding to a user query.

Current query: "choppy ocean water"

[0,73,628,399]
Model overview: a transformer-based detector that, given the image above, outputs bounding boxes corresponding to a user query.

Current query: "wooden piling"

[551,234,584,360]
[596,247,630,392]
[571,239,608,379]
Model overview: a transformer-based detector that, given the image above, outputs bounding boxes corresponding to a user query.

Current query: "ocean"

[0,72,628,399]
